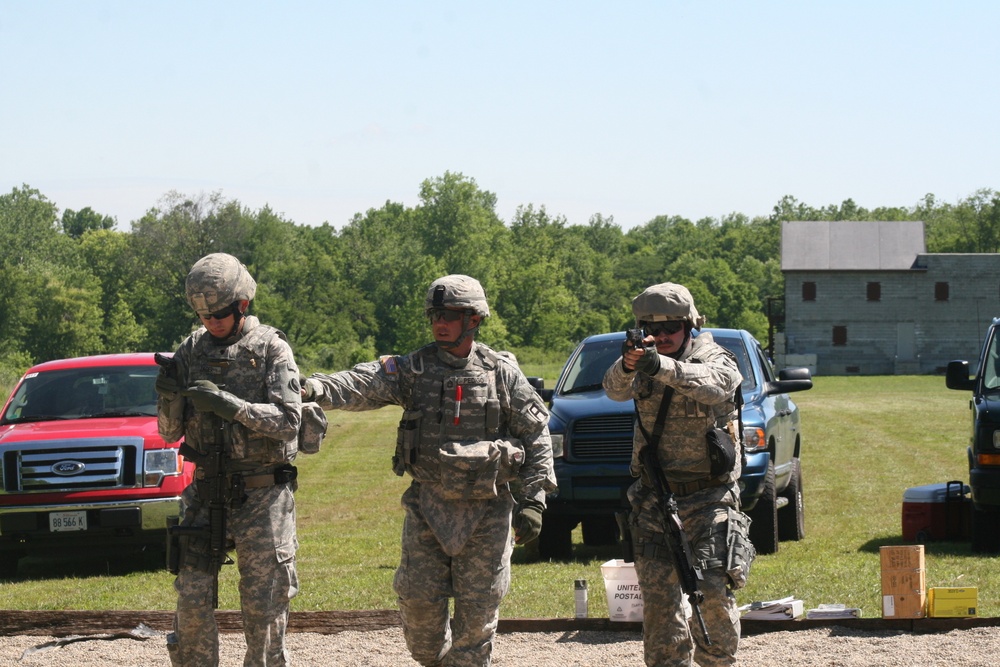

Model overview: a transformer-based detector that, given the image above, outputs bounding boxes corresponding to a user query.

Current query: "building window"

[802,282,816,301]
[935,282,949,301]
[867,282,881,302]
[833,326,847,346]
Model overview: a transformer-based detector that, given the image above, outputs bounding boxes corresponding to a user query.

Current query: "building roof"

[781,220,925,271]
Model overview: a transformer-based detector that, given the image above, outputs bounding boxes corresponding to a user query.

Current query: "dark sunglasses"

[202,303,237,321]
[642,320,685,336]
[427,308,468,323]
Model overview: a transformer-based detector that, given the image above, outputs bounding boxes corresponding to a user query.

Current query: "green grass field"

[1,374,993,619]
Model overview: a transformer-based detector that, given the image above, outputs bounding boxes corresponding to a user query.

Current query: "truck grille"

[568,414,634,461]
[2,438,140,492]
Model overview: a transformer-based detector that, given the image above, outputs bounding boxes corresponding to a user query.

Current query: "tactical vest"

[394,344,522,498]
[184,322,296,467]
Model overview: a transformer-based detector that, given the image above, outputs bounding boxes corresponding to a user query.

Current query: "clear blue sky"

[3,1,998,230]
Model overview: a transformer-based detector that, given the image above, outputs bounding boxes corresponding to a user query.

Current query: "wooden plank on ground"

[1,610,998,637]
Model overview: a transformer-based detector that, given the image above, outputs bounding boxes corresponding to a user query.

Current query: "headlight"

[550,433,564,458]
[144,448,182,486]
[742,427,766,453]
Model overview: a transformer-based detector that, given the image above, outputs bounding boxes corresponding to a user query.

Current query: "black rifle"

[638,443,712,646]
[156,355,238,608]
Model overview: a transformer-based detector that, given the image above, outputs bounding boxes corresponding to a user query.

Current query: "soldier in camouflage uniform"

[302,275,556,667]
[603,283,754,667]
[155,253,303,667]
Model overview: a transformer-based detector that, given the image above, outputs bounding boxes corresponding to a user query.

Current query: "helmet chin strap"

[666,324,693,360]
[435,314,480,350]
[209,302,245,344]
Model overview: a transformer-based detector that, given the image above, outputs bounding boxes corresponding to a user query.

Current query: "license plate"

[49,511,87,532]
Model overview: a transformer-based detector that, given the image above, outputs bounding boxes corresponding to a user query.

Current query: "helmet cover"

[632,282,705,328]
[185,253,257,316]
[424,274,490,317]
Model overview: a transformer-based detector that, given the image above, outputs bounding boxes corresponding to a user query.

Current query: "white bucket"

[601,559,644,622]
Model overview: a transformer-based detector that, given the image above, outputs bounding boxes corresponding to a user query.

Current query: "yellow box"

[880,546,926,619]
[927,587,978,618]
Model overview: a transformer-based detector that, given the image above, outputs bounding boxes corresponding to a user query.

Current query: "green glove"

[154,368,181,400]
[513,506,543,544]
[181,380,245,422]
[300,374,316,402]
[633,345,661,376]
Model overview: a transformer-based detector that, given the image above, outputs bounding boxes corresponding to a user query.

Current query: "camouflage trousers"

[630,483,743,667]
[393,483,515,667]
[169,482,299,667]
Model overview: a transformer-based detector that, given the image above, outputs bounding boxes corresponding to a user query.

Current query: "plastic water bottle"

[574,579,588,618]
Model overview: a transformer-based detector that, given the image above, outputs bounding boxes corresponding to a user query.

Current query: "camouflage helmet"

[632,282,705,328]
[425,274,490,317]
[185,253,257,316]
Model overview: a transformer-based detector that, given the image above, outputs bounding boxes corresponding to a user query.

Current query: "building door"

[896,322,915,360]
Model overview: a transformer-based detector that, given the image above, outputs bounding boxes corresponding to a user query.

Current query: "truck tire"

[748,461,779,555]
[538,516,574,561]
[777,457,805,542]
[971,506,1000,553]
[582,516,619,546]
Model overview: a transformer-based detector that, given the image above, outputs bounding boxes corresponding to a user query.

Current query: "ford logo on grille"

[52,460,86,476]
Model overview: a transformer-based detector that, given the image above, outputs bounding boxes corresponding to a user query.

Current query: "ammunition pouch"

[393,409,422,476]
[298,402,328,454]
[726,507,755,590]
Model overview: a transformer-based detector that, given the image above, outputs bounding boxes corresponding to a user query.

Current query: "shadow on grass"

[3,545,166,582]
[512,540,624,565]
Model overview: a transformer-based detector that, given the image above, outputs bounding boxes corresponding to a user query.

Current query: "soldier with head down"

[155,252,303,667]
[303,274,556,667]
[603,282,755,667]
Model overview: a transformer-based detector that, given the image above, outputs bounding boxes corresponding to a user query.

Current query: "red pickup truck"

[0,353,194,577]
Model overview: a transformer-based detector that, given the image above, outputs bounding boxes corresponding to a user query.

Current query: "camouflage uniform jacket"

[158,315,303,470]
[604,331,743,488]
[310,341,556,508]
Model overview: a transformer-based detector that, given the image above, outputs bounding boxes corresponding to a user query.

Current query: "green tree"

[61,207,116,238]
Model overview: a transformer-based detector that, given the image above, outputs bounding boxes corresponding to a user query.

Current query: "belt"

[240,464,298,489]
[670,476,728,497]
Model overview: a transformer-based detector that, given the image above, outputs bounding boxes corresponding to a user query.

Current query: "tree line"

[1,173,998,382]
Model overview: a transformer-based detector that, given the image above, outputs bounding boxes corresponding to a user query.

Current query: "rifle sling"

[634,387,675,494]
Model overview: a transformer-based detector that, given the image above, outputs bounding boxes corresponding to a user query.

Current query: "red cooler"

[901,481,971,543]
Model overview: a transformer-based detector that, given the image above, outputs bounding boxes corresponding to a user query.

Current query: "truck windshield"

[982,332,1000,392]
[560,339,622,394]
[1,366,159,424]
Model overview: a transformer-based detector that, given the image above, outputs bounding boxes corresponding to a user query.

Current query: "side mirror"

[768,367,813,394]
[946,360,976,391]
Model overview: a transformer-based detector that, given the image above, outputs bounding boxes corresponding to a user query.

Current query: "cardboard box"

[927,587,978,618]
[880,545,926,618]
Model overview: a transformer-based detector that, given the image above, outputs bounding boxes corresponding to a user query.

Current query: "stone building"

[780,220,1000,375]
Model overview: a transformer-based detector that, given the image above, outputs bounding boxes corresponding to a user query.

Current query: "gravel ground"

[4,625,1000,666]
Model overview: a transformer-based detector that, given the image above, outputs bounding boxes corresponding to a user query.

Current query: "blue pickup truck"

[537,328,812,559]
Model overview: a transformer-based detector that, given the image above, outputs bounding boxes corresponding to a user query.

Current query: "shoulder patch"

[380,355,399,375]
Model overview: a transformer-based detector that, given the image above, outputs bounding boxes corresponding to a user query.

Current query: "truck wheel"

[777,457,805,542]
[538,516,574,561]
[582,516,619,546]
[971,506,1000,553]
[748,461,779,555]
